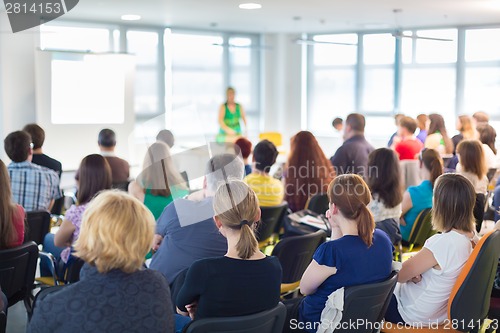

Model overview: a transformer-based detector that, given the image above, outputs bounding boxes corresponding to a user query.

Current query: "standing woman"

[424,114,454,155]
[217,87,248,143]
[0,159,25,249]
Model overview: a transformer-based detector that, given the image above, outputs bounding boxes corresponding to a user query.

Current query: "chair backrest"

[407,208,435,246]
[112,181,130,191]
[64,257,85,283]
[257,203,288,242]
[336,271,399,333]
[487,168,497,182]
[0,311,5,333]
[259,132,283,147]
[184,302,286,333]
[0,242,38,308]
[271,230,327,284]
[448,230,500,331]
[24,210,51,245]
[473,193,486,233]
[400,160,421,190]
[305,194,329,215]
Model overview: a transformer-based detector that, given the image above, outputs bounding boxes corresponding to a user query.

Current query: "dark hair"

[327,174,374,246]
[428,113,453,154]
[416,114,428,130]
[332,117,343,128]
[432,173,475,233]
[0,159,22,249]
[77,154,112,204]
[156,130,175,148]
[366,148,403,208]
[420,148,444,187]
[478,124,497,155]
[399,116,417,134]
[456,140,487,180]
[253,140,278,173]
[4,131,31,162]
[98,129,116,148]
[22,124,45,149]
[473,111,489,124]
[235,138,253,160]
[346,113,366,132]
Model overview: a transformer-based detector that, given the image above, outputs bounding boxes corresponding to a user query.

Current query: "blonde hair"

[458,115,477,140]
[213,180,260,259]
[74,190,155,274]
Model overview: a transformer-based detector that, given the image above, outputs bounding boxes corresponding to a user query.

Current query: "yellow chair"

[259,132,283,147]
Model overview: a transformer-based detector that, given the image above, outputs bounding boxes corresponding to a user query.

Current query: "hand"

[411,275,422,284]
[185,301,198,320]
[225,128,237,135]
[152,234,163,252]
[326,209,339,229]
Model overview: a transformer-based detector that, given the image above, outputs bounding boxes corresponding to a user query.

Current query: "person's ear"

[254,209,261,223]
[213,216,222,229]
[330,203,339,215]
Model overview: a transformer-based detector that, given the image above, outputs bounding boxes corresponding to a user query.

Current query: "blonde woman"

[452,115,479,154]
[175,180,282,332]
[29,191,174,333]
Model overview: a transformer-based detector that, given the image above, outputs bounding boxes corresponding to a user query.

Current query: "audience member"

[175,180,281,332]
[149,154,244,283]
[0,286,6,316]
[393,116,423,160]
[387,113,405,147]
[244,140,283,206]
[40,155,112,277]
[477,124,499,169]
[452,115,478,154]
[289,175,393,333]
[28,191,174,333]
[424,114,453,155]
[456,140,488,195]
[129,142,189,220]
[23,124,62,177]
[285,131,335,212]
[4,131,60,211]
[366,148,403,244]
[385,174,476,327]
[0,159,25,249]
[416,114,428,144]
[235,137,253,176]
[330,113,374,176]
[157,129,175,148]
[473,111,489,127]
[400,149,443,241]
[332,117,343,132]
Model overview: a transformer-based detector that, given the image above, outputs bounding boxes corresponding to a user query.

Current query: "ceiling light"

[121,14,141,21]
[239,3,262,9]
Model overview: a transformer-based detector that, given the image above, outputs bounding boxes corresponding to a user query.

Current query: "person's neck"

[253,169,269,176]
[32,148,43,154]
[337,216,359,237]
[224,229,262,260]
[451,228,475,239]
[345,131,363,140]
[421,169,431,181]
[100,147,114,152]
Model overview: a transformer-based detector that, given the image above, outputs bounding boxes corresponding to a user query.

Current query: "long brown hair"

[366,148,403,208]
[458,115,477,140]
[428,114,453,154]
[327,174,375,246]
[456,140,487,180]
[77,155,112,205]
[478,124,497,155]
[0,159,21,249]
[420,149,444,187]
[285,131,335,211]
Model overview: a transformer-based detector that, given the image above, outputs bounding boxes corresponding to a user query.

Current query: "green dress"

[217,103,242,142]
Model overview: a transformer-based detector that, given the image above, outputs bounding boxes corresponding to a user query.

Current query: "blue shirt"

[330,135,375,176]
[149,197,227,284]
[401,180,433,241]
[299,229,393,332]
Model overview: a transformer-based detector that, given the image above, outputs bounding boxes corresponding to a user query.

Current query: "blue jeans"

[494,179,500,222]
[40,233,66,277]
[384,294,405,324]
[175,314,192,333]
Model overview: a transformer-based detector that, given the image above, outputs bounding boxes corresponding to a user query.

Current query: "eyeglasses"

[29,143,34,149]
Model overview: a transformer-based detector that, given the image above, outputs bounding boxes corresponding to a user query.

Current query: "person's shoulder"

[373,228,392,246]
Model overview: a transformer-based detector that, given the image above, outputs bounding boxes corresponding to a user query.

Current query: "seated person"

[385,174,477,326]
[235,137,253,176]
[149,154,244,284]
[401,149,443,241]
[456,140,488,195]
[175,180,282,332]
[156,129,175,148]
[28,191,174,333]
[0,159,25,249]
[4,131,61,211]
[289,174,393,333]
[393,116,423,160]
[244,140,284,207]
[41,155,112,277]
[23,124,62,177]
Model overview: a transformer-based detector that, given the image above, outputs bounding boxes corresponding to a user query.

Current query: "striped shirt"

[8,161,61,212]
[244,173,284,207]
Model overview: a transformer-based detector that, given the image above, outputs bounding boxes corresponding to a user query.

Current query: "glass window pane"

[127,31,159,65]
[170,33,223,68]
[229,37,252,66]
[363,34,395,65]
[464,67,500,115]
[415,29,457,64]
[313,34,358,66]
[135,69,158,115]
[401,31,413,64]
[40,25,110,52]
[229,69,252,110]
[465,29,500,62]
[362,68,394,112]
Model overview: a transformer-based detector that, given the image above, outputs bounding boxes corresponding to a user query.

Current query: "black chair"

[0,242,38,315]
[112,181,130,191]
[36,253,85,286]
[0,311,5,333]
[336,271,398,333]
[24,210,51,245]
[257,202,288,247]
[474,193,486,233]
[305,194,329,215]
[183,302,286,333]
[271,230,327,295]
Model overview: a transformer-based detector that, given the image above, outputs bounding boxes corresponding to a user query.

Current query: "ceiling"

[61,0,500,33]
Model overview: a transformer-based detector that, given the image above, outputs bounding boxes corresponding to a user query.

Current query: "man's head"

[156,129,175,148]
[98,129,117,151]
[398,116,418,138]
[253,140,278,174]
[344,113,366,140]
[332,117,343,132]
[4,131,32,162]
[473,111,489,126]
[22,124,45,150]
[205,154,244,194]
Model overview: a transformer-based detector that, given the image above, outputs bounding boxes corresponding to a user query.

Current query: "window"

[40,24,111,52]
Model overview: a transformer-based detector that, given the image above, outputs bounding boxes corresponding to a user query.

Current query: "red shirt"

[12,204,25,247]
[395,139,423,160]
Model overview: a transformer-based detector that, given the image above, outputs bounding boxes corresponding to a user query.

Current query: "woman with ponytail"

[175,180,281,332]
[400,149,443,241]
[293,174,393,333]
